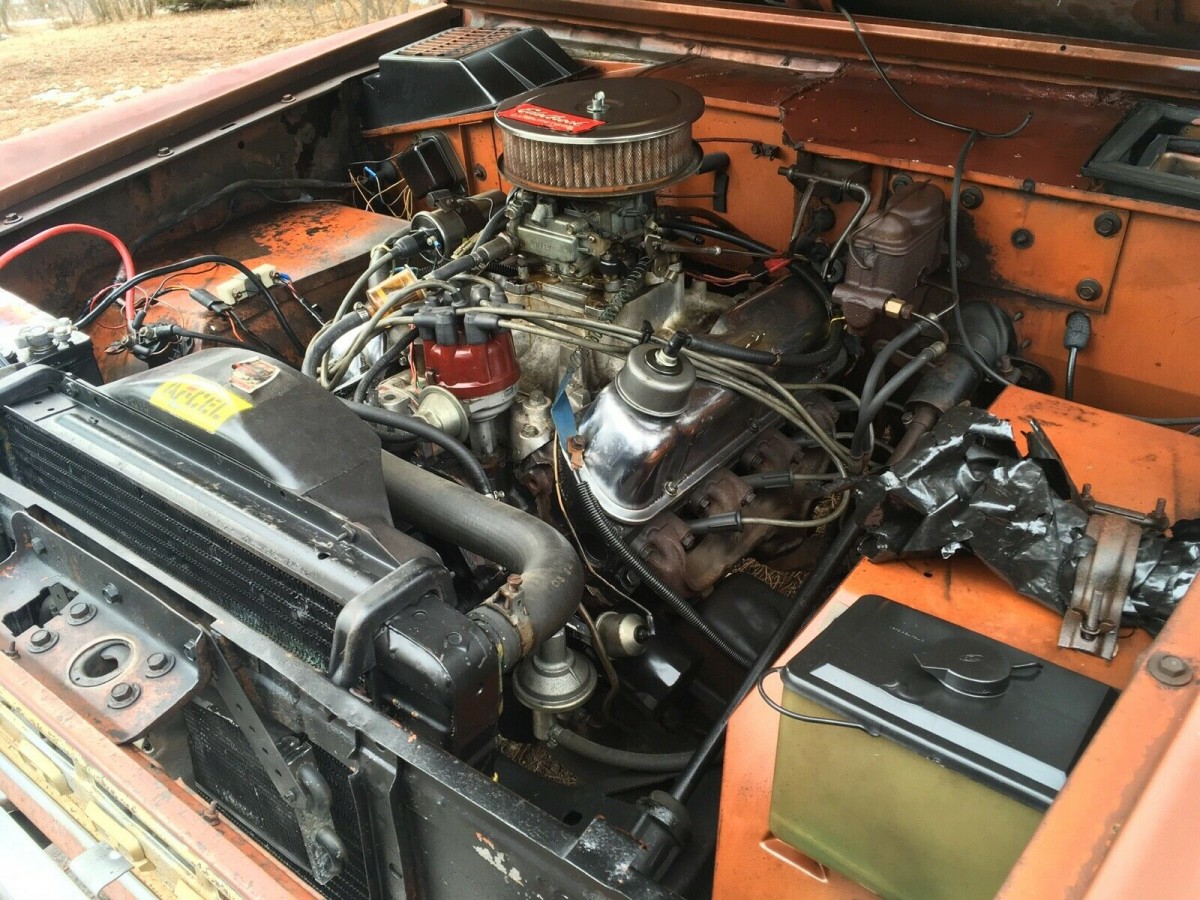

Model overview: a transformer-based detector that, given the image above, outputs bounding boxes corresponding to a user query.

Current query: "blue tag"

[553,358,581,453]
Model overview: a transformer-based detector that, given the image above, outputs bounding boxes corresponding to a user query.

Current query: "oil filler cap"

[914,638,1037,698]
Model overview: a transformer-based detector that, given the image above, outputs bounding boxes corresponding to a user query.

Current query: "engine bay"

[0,10,1198,899]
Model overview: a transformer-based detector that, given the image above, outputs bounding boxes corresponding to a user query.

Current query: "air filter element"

[496,79,704,197]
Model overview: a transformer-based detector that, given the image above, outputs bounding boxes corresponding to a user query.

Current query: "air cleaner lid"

[780,595,1118,809]
[496,78,704,145]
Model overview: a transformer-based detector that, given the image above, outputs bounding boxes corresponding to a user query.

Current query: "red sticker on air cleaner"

[498,103,605,134]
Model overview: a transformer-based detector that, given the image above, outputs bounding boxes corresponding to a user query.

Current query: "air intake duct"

[496,78,704,197]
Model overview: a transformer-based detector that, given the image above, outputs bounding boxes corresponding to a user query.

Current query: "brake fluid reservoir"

[769,595,1117,900]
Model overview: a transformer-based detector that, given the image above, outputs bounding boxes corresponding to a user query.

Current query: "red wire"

[0,224,137,322]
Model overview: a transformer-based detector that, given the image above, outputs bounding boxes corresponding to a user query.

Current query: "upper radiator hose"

[378,451,583,668]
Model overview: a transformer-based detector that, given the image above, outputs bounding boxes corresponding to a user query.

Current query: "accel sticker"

[149,374,252,433]
[497,103,605,134]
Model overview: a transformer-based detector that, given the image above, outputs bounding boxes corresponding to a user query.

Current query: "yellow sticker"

[149,374,252,433]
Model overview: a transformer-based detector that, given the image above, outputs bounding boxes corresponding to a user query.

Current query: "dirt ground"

[0,6,352,141]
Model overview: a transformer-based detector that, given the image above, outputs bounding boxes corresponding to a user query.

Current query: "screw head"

[66,600,96,625]
[1093,212,1122,238]
[108,682,140,708]
[892,174,913,190]
[156,146,173,158]
[280,93,295,103]
[2,213,21,225]
[1076,279,1103,302]
[1011,228,1034,249]
[29,629,56,652]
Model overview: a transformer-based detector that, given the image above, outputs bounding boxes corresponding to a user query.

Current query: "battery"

[0,287,101,384]
[770,595,1117,900]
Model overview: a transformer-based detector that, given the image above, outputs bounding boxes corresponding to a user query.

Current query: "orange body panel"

[713,387,1200,899]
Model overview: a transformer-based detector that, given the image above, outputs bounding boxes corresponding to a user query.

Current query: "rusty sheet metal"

[712,386,1200,899]
[458,0,1200,95]
[933,178,1131,309]
[781,64,1134,193]
[92,203,402,382]
[0,651,317,899]
[643,54,837,111]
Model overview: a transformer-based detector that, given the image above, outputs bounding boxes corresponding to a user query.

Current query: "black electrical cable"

[947,133,1017,388]
[142,325,285,358]
[1065,348,1080,402]
[836,3,1031,389]
[353,328,419,403]
[859,321,928,415]
[663,221,834,310]
[668,517,863,804]
[472,205,508,251]
[343,400,492,496]
[837,6,1033,140]
[131,179,354,252]
[569,467,754,669]
[851,342,944,458]
[756,668,869,731]
[685,321,845,370]
[225,310,285,357]
[78,254,304,356]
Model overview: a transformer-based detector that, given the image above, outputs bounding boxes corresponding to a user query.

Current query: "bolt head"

[29,629,53,648]
[145,651,174,677]
[66,601,95,624]
[101,583,122,603]
[1150,652,1193,687]
[107,682,140,708]
[2,213,21,225]
[960,187,983,210]
[1011,228,1034,249]
[1094,212,1122,238]
[1076,279,1103,302]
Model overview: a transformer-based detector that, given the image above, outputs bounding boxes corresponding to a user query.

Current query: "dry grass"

[0,5,374,140]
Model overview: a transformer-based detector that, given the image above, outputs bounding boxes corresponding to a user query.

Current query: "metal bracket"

[206,636,346,884]
[1059,513,1143,659]
[69,842,133,895]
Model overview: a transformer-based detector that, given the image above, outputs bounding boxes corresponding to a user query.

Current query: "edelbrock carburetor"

[494,77,704,287]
